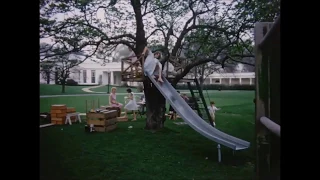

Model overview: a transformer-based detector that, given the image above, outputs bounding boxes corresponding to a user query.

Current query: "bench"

[65,112,82,125]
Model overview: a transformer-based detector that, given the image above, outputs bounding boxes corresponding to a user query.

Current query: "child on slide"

[142,45,164,83]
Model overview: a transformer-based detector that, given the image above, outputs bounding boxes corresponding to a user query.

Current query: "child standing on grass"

[207,101,220,127]
[124,88,139,121]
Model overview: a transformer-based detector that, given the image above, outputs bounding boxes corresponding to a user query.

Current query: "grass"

[91,85,138,93]
[40,84,138,95]
[40,84,92,95]
[40,90,255,180]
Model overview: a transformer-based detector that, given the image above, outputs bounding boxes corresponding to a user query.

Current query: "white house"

[40,59,255,86]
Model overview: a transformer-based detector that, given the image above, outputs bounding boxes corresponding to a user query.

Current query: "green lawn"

[91,85,138,93]
[40,84,92,95]
[40,91,255,180]
[40,84,138,95]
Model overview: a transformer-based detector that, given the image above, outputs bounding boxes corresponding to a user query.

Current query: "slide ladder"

[187,79,214,126]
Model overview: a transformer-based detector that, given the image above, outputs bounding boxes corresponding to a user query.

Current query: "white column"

[229,78,232,85]
[210,78,212,84]
[250,78,252,85]
[79,70,83,83]
[110,71,114,85]
[239,78,242,85]
[219,78,222,84]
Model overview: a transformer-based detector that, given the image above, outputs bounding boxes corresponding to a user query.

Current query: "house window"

[215,79,220,83]
[83,70,87,83]
[91,70,96,83]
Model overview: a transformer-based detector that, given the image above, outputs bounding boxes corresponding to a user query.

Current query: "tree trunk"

[61,78,67,93]
[143,79,166,131]
[199,76,204,89]
[54,71,59,84]
[46,72,50,84]
[199,64,206,90]
[131,0,165,130]
[61,84,66,93]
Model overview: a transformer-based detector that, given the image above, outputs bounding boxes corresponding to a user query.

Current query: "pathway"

[82,85,106,93]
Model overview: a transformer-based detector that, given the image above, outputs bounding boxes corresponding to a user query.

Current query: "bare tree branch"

[142,1,175,16]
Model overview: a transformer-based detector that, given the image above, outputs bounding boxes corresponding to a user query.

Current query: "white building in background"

[202,72,255,85]
[40,60,255,86]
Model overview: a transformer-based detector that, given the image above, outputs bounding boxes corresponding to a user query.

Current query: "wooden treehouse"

[121,56,145,82]
[254,16,280,180]
[120,51,192,83]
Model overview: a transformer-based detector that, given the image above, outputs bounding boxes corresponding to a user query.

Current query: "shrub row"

[176,84,255,91]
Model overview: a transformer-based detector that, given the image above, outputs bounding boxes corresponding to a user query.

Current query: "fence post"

[254,22,273,180]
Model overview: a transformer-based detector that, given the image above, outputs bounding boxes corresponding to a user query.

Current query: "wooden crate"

[52,120,64,125]
[94,123,118,132]
[101,106,121,117]
[86,110,118,120]
[51,117,64,125]
[51,104,67,110]
[67,107,76,113]
[86,111,118,132]
[50,104,67,125]
[87,118,117,126]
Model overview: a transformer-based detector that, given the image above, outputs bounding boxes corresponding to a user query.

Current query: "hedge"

[176,84,255,91]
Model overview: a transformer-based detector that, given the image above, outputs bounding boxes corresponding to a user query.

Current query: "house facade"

[40,60,255,86]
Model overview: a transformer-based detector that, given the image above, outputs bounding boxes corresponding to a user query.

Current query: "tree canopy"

[40,0,279,83]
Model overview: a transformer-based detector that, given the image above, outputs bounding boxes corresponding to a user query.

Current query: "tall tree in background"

[40,62,55,84]
[40,0,279,130]
[41,45,90,93]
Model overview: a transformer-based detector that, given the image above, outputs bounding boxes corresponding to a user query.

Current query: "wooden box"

[51,117,64,125]
[51,104,67,110]
[50,104,67,125]
[86,110,118,132]
[67,107,76,113]
[86,110,118,120]
[87,118,117,126]
[94,123,118,132]
[101,106,121,117]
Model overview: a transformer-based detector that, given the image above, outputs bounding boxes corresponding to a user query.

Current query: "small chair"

[65,112,82,125]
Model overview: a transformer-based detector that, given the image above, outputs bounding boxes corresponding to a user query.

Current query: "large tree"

[41,43,91,93]
[40,0,279,130]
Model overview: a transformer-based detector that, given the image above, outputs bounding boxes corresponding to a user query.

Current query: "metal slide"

[147,75,250,150]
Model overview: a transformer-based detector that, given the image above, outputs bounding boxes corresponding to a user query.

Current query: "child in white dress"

[124,88,139,121]
[142,46,164,83]
[207,101,220,126]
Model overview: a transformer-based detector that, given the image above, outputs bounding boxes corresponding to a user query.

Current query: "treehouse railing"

[254,15,280,180]
[121,55,144,81]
